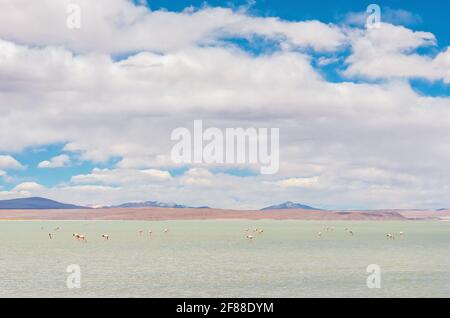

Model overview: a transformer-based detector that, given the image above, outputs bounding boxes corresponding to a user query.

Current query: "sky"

[0,0,449,210]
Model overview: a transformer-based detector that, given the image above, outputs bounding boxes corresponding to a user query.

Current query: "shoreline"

[0,217,426,221]
[0,207,448,221]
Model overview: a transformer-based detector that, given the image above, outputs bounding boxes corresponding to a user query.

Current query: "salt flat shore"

[0,207,448,221]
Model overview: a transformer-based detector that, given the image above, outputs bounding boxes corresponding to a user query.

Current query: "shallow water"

[0,220,449,297]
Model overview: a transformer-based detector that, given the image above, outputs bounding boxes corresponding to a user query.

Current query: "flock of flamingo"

[47,226,261,242]
[245,227,264,240]
[316,226,355,237]
[45,225,404,242]
[387,231,404,239]
[45,226,172,242]
[317,226,404,239]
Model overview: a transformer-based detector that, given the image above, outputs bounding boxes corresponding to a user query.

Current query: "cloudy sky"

[0,0,449,210]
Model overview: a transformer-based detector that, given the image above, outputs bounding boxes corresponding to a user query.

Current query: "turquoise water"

[0,220,449,297]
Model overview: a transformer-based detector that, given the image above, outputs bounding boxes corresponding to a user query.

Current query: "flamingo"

[73,233,87,242]
[101,234,109,240]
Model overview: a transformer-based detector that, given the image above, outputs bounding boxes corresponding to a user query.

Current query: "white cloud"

[38,154,71,168]
[180,168,214,186]
[316,56,340,66]
[0,0,346,54]
[277,177,320,188]
[343,23,449,83]
[0,1,449,209]
[71,168,171,185]
[0,155,24,170]
[11,182,44,196]
[13,182,44,191]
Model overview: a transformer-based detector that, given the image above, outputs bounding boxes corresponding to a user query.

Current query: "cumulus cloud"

[71,168,171,185]
[11,182,44,196]
[277,177,320,188]
[38,154,71,168]
[0,0,346,54]
[0,155,24,170]
[343,23,449,83]
[0,1,449,209]
[180,168,214,186]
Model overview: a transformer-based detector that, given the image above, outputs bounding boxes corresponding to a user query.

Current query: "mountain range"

[0,197,209,210]
[0,197,317,211]
[0,197,87,209]
[108,201,209,209]
[260,201,321,211]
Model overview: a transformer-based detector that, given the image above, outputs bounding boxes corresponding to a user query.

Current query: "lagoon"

[0,220,448,297]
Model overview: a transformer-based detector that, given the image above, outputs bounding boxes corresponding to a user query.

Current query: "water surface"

[0,220,448,297]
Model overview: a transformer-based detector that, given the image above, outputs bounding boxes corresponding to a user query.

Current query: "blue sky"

[0,0,449,209]
[11,144,110,188]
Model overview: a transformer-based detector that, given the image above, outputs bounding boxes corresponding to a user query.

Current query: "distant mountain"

[261,201,321,211]
[0,197,88,210]
[109,201,208,209]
